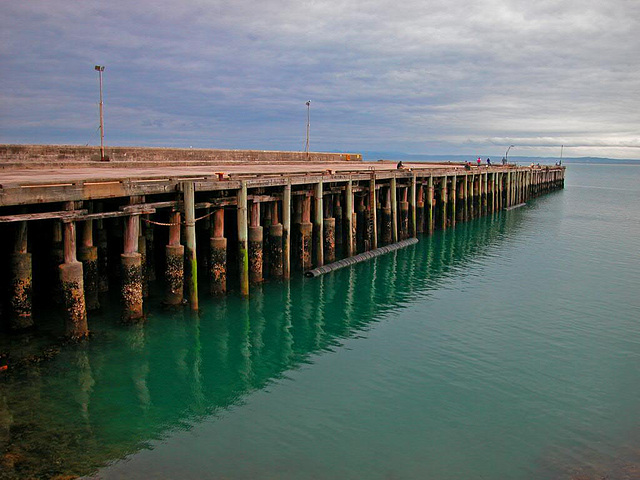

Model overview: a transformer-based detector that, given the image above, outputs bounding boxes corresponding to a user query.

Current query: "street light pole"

[95,65,106,161]
[305,100,311,156]
[505,144,515,164]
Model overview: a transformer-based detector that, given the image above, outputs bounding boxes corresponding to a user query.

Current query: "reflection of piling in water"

[0,196,545,480]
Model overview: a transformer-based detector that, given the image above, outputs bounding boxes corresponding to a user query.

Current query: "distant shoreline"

[360,152,640,165]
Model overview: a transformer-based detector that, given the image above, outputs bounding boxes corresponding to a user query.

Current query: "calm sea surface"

[1,163,639,479]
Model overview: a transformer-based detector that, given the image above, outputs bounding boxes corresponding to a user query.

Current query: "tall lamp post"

[94,65,106,161]
[305,100,311,156]
[504,144,515,164]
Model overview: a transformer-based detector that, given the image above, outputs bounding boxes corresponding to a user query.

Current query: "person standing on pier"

[477,157,481,167]
[487,158,491,166]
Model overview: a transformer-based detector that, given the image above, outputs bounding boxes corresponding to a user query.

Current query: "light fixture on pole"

[94,65,106,161]
[505,144,515,164]
[305,100,311,155]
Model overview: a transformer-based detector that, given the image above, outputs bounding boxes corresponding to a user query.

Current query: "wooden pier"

[0,145,565,338]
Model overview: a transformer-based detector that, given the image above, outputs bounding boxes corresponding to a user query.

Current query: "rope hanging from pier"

[305,238,419,278]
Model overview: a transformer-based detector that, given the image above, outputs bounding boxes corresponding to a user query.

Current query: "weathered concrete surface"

[248,226,263,284]
[268,223,284,278]
[9,252,33,330]
[59,261,88,339]
[209,237,227,295]
[121,253,144,322]
[164,244,184,306]
[78,246,100,311]
[0,144,362,167]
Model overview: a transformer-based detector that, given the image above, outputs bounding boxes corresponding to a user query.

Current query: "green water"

[1,164,639,479]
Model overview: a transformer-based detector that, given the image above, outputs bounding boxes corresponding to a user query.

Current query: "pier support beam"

[314,182,324,267]
[381,186,393,245]
[52,221,64,303]
[283,182,291,279]
[96,216,109,293]
[334,193,343,247]
[269,219,284,278]
[144,220,156,282]
[121,211,143,322]
[238,181,250,296]
[60,211,88,339]
[299,195,313,270]
[400,187,409,240]
[416,183,425,234]
[463,175,469,221]
[440,176,448,230]
[78,219,100,311]
[323,194,336,264]
[427,177,434,234]
[183,181,198,310]
[249,201,263,284]
[473,174,480,216]
[391,177,399,242]
[210,208,227,295]
[9,222,32,330]
[345,180,354,257]
[323,215,336,264]
[165,211,184,306]
[138,233,148,298]
[483,173,489,214]
[356,194,366,251]
[410,174,417,237]
[450,175,457,227]
[370,175,378,248]
[456,176,464,222]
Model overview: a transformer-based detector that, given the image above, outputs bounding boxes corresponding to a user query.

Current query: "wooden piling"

[450,175,457,226]
[78,219,100,311]
[345,180,354,257]
[60,208,89,338]
[416,183,425,234]
[121,208,144,322]
[314,182,324,267]
[390,177,398,242]
[299,195,313,270]
[323,216,336,264]
[9,221,33,330]
[144,219,156,282]
[237,181,250,296]
[269,221,284,278]
[249,201,263,284]
[410,174,417,237]
[210,208,227,295]
[356,194,366,251]
[369,175,378,248]
[334,193,343,246]
[381,186,393,245]
[283,182,291,279]
[440,176,448,230]
[400,187,409,240]
[183,181,198,310]
[427,177,434,234]
[165,211,184,305]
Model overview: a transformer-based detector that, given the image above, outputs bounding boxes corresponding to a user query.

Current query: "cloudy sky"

[1,0,639,159]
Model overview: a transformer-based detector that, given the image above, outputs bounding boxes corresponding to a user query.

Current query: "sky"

[1,0,639,159]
